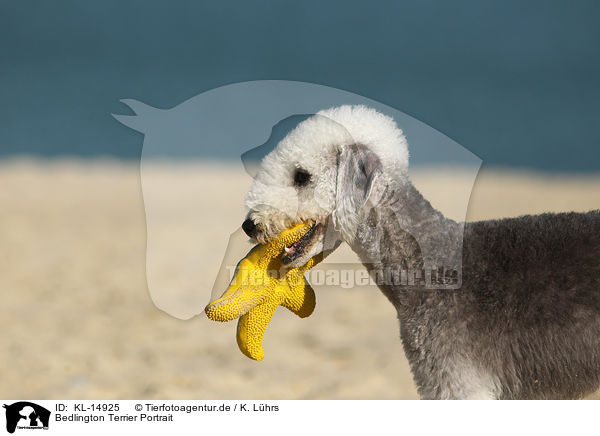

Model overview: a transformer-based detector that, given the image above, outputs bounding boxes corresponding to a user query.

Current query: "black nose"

[242,218,257,237]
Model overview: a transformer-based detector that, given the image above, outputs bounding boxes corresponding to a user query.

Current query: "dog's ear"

[333,143,382,240]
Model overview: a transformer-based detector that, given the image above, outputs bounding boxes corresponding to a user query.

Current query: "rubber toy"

[205,223,322,360]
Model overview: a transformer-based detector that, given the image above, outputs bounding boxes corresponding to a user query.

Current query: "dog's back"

[460,210,600,398]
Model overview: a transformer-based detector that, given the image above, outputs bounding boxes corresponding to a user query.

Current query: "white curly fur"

[244,105,409,244]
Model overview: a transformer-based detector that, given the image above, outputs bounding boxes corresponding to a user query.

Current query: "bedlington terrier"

[242,105,600,399]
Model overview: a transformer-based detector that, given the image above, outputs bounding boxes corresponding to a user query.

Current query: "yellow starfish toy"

[205,223,322,360]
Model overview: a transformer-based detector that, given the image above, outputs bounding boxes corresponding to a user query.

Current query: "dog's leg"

[448,369,501,399]
[452,362,502,399]
[416,359,502,400]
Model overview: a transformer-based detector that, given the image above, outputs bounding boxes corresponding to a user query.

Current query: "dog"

[242,105,600,399]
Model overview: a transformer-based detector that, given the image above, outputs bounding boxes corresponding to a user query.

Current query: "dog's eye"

[293,168,311,187]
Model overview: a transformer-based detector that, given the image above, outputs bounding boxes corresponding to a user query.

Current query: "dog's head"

[243,105,409,267]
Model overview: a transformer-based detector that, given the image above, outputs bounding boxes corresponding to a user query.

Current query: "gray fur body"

[351,175,600,399]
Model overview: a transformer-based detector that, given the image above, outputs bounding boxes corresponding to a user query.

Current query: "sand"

[1,159,598,399]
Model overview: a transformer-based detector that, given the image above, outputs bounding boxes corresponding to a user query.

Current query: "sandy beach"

[1,160,599,399]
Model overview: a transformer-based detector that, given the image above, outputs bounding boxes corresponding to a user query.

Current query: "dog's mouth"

[281,222,322,265]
